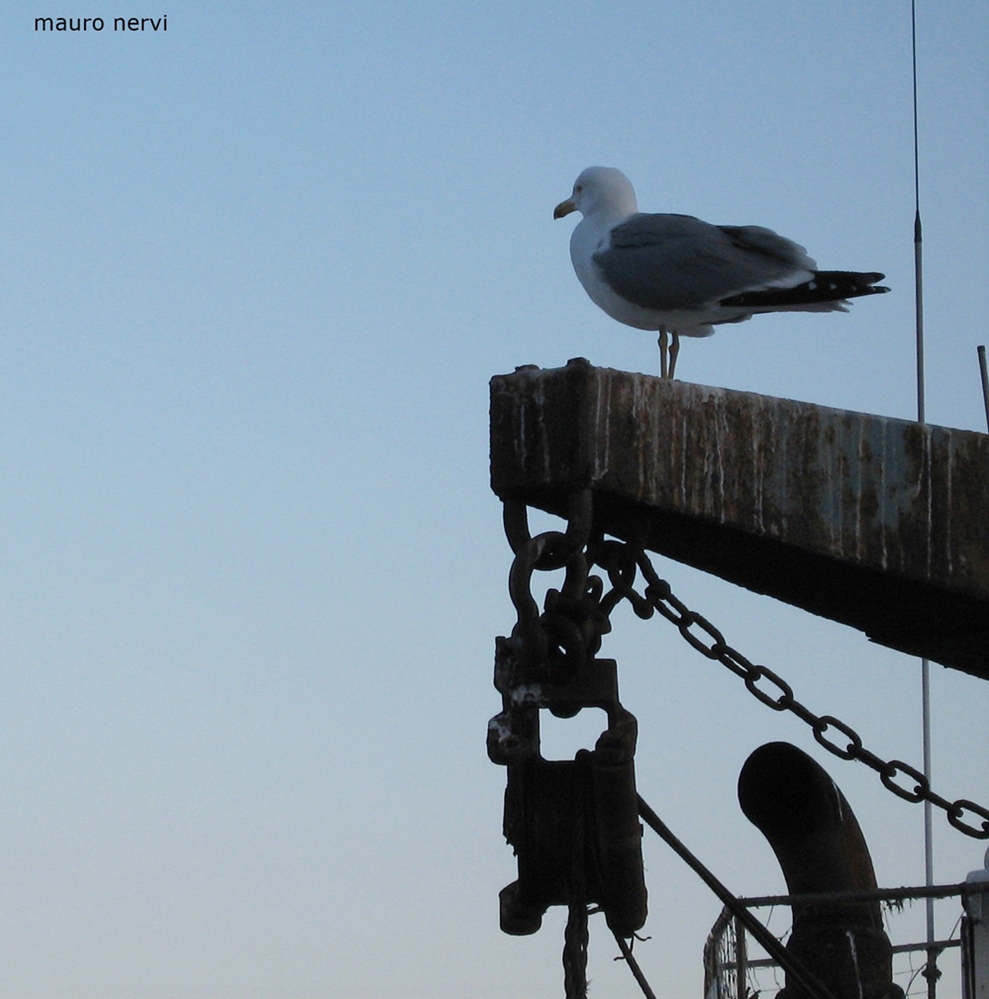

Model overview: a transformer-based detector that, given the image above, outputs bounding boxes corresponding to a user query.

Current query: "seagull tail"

[719,271,889,309]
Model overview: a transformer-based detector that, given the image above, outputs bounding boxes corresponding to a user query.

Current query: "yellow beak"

[553,199,576,220]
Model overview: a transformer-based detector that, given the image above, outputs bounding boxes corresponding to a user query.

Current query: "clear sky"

[1,2,987,997]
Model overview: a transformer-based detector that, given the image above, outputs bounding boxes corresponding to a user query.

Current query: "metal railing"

[703,885,976,999]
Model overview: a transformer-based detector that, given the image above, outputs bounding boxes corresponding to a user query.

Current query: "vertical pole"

[911,0,924,422]
[915,213,925,423]
[912,5,937,996]
[923,658,937,999]
[978,345,989,432]
[971,346,989,999]
[734,916,748,999]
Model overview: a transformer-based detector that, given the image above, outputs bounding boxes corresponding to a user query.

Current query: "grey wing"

[718,225,817,273]
[594,213,817,312]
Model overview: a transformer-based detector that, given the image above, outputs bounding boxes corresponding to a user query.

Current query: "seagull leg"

[669,331,680,380]
[659,327,669,379]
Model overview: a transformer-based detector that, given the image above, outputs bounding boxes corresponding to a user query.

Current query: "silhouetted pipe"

[738,742,897,999]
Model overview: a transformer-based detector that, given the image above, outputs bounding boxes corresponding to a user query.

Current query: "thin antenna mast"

[913,0,925,424]
[979,345,989,431]
[912,4,938,997]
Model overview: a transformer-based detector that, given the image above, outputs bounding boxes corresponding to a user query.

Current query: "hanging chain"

[587,535,989,841]
[495,494,988,999]
[563,752,589,999]
[494,491,648,999]
[563,905,589,999]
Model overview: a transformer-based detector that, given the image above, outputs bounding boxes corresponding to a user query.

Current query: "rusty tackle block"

[488,635,647,937]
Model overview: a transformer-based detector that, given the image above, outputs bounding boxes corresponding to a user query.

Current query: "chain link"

[589,537,989,841]
[498,493,989,999]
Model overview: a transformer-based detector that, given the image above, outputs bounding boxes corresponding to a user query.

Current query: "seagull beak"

[553,198,576,220]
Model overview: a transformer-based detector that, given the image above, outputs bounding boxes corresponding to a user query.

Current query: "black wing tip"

[818,270,888,290]
[861,271,889,292]
[839,271,890,297]
[719,270,890,308]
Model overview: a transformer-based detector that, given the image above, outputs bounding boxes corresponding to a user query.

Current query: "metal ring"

[880,760,929,803]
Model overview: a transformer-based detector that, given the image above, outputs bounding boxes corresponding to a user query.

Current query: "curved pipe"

[738,742,896,999]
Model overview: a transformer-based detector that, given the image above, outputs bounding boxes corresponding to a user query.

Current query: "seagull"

[554,166,889,379]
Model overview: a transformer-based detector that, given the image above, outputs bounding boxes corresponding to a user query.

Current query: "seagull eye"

[575,185,583,194]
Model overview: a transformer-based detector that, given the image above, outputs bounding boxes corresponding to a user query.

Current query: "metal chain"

[503,491,611,679]
[497,493,641,999]
[563,906,589,999]
[588,536,989,840]
[563,755,590,999]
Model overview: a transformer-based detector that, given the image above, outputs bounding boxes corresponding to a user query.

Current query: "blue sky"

[1,2,987,997]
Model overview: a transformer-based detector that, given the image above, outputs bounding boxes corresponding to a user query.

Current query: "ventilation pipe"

[738,742,897,999]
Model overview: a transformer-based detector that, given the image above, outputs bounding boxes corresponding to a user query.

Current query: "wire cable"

[636,794,840,999]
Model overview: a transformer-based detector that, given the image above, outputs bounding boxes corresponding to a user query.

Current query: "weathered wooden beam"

[490,358,989,678]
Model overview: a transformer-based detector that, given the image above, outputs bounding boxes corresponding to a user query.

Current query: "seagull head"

[553,166,638,223]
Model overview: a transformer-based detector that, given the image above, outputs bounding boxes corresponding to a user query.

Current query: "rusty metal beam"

[490,358,989,678]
